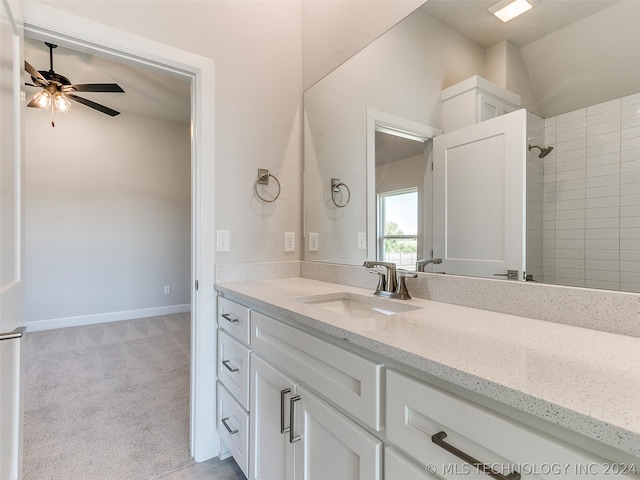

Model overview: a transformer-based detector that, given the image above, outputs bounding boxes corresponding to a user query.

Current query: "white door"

[250,355,296,480]
[292,386,382,480]
[0,1,25,479]
[433,109,527,280]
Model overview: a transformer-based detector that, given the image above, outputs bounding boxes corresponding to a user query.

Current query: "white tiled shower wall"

[540,93,640,292]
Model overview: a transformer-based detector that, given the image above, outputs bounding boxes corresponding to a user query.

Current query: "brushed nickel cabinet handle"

[221,313,239,323]
[221,417,239,435]
[289,395,301,443]
[0,326,25,341]
[222,360,239,373]
[280,388,291,434]
[432,431,521,480]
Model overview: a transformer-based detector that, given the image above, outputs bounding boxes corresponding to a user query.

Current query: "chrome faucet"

[362,260,417,299]
[416,258,442,272]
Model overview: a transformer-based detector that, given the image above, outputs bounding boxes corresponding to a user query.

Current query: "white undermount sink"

[297,292,422,319]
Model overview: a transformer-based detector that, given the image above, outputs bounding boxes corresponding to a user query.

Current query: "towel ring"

[331,178,351,208]
[255,169,281,203]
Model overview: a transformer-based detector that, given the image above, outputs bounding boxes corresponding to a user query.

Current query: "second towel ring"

[331,178,351,208]
[255,169,281,203]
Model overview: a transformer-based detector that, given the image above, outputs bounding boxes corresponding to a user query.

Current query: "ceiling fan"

[25,42,125,126]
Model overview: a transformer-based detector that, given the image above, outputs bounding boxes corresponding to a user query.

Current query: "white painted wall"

[33,0,303,265]
[486,41,540,116]
[25,106,191,328]
[27,1,431,268]
[301,0,423,89]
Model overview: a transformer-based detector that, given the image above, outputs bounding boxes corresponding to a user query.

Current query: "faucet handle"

[368,269,386,292]
[395,271,417,300]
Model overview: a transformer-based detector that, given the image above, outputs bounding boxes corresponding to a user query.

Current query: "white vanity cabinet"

[386,369,627,480]
[291,385,382,480]
[217,289,635,480]
[217,296,252,478]
[250,354,297,480]
[249,309,383,480]
[441,75,521,132]
[218,382,250,476]
[385,447,436,480]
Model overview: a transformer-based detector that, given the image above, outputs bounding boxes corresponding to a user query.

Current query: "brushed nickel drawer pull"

[280,388,291,434]
[432,431,521,480]
[222,360,239,373]
[289,395,301,443]
[221,417,239,435]
[221,313,239,323]
[0,326,25,341]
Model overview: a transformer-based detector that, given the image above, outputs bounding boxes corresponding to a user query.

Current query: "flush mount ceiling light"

[24,42,125,127]
[489,0,538,22]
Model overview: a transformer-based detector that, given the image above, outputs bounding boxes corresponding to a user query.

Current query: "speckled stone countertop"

[216,276,640,459]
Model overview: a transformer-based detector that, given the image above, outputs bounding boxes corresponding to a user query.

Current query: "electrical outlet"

[358,232,366,250]
[217,230,230,252]
[164,286,171,295]
[284,232,295,252]
[309,232,319,252]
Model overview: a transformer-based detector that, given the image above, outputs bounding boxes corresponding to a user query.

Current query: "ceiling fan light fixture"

[53,92,71,112]
[489,0,538,22]
[25,41,124,121]
[32,89,52,109]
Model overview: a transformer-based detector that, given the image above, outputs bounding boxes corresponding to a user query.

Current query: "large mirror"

[303,0,640,293]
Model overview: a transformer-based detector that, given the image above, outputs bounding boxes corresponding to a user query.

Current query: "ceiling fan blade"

[24,61,49,86]
[63,83,125,93]
[67,94,121,117]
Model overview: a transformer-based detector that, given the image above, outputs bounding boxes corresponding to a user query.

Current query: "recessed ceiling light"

[489,0,538,22]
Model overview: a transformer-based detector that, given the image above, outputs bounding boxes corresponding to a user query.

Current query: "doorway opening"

[22,0,218,463]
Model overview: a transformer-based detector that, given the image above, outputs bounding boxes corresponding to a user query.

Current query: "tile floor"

[159,457,246,480]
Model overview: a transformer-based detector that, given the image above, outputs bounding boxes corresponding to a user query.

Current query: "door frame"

[20,2,218,461]
[365,109,441,261]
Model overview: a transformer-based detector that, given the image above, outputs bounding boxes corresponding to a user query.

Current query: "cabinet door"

[250,355,296,480]
[292,386,382,480]
[477,93,501,122]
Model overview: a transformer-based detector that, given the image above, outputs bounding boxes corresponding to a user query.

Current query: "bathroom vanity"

[214,274,640,480]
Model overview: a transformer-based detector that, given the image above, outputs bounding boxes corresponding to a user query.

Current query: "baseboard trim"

[26,304,192,332]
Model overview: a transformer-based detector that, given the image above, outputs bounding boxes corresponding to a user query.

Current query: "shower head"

[528,144,554,158]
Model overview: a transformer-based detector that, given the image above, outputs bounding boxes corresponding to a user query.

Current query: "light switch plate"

[309,232,319,252]
[284,232,295,252]
[358,232,366,250]
[217,230,230,252]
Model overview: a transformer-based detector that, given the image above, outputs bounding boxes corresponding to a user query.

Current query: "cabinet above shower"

[440,75,521,132]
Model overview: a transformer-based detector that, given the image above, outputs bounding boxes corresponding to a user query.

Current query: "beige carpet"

[23,314,195,480]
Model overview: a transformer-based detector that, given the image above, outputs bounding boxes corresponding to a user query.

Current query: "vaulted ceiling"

[422,0,640,118]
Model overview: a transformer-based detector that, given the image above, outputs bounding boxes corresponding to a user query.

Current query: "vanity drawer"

[218,296,251,344]
[385,447,437,480]
[218,382,249,478]
[251,310,383,431]
[218,329,251,410]
[386,370,617,480]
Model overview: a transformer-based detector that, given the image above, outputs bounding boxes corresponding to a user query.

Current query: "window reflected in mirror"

[378,189,418,270]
